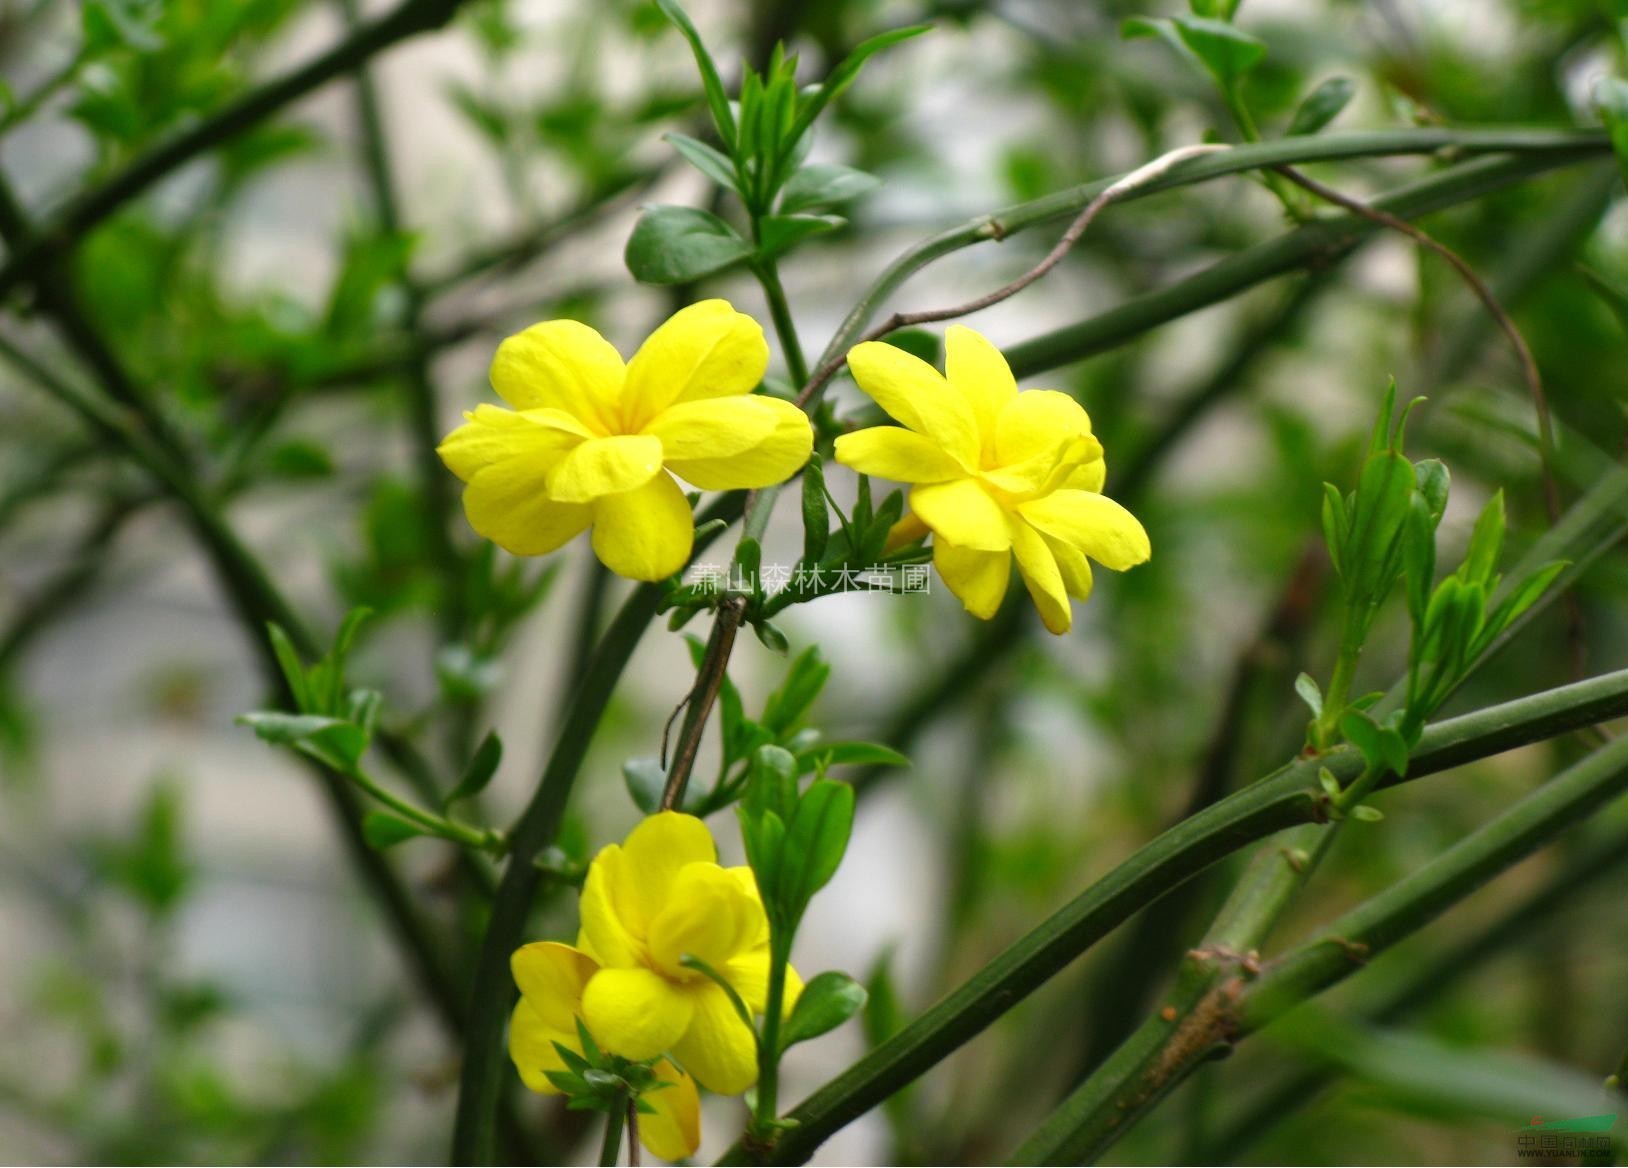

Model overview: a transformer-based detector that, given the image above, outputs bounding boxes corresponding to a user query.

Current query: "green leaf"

[754,619,790,655]
[780,971,868,1050]
[1318,767,1342,798]
[802,454,829,567]
[655,0,736,148]
[1320,482,1348,579]
[780,163,882,214]
[744,744,799,825]
[1172,15,1266,90]
[1287,77,1356,135]
[1350,804,1385,822]
[1294,672,1323,719]
[664,131,739,192]
[757,213,843,261]
[1458,490,1505,588]
[265,623,309,711]
[1339,709,1410,776]
[623,757,665,815]
[762,647,831,737]
[625,205,753,284]
[1121,17,1193,66]
[238,711,348,746]
[446,731,503,809]
[1413,459,1450,523]
[800,741,909,770]
[780,24,930,164]
[1483,561,1567,648]
[362,812,427,849]
[780,778,854,909]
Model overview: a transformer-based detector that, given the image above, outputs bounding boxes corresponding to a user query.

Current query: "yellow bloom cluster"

[508,813,798,1161]
[835,326,1150,634]
[438,300,812,581]
[441,306,1148,632]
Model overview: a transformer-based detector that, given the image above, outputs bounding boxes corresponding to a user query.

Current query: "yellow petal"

[461,459,592,557]
[994,389,1092,468]
[648,863,761,978]
[884,509,931,553]
[933,539,1010,619]
[590,472,695,581]
[833,425,964,483]
[1019,490,1151,571]
[638,1059,702,1161]
[547,434,665,503]
[1062,457,1107,493]
[623,299,769,426]
[511,942,598,1031]
[438,405,589,483]
[1008,515,1071,635]
[578,846,642,967]
[845,341,979,469]
[944,325,1016,449]
[1041,532,1094,601]
[721,946,802,1019]
[664,394,813,491]
[491,320,624,432]
[508,997,573,1095]
[582,966,694,1060]
[609,812,719,935]
[909,478,1011,551]
[643,396,776,460]
[670,980,759,1095]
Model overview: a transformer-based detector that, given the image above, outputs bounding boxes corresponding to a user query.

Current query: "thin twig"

[793,143,1230,408]
[1272,164,1590,685]
[625,1096,641,1168]
[660,594,747,812]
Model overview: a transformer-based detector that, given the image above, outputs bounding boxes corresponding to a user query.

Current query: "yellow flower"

[509,941,701,1162]
[833,325,1150,634]
[438,300,814,581]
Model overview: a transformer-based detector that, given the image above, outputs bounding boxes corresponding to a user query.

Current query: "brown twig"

[1272,164,1590,685]
[626,1095,641,1168]
[660,594,748,812]
[793,143,1231,408]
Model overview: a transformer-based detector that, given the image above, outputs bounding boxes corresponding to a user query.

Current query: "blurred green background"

[2,0,1627,1163]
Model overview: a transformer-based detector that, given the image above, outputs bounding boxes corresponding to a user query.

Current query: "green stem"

[1018,730,1628,1164]
[599,1099,627,1167]
[0,0,471,302]
[756,260,810,388]
[1003,151,1607,380]
[1310,628,1362,751]
[717,667,1628,1164]
[753,933,794,1139]
[347,765,497,851]
[808,128,1609,384]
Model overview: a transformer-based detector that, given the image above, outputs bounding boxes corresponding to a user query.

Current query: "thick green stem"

[757,260,810,388]
[717,668,1628,1164]
[599,1099,627,1167]
[752,933,794,1139]
[809,128,1609,381]
[1020,730,1628,1164]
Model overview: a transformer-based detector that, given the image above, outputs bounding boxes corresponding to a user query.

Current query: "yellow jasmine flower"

[508,941,701,1162]
[833,325,1149,634]
[438,300,814,581]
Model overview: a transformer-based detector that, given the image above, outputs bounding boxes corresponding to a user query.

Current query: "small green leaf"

[754,619,790,655]
[1350,804,1385,822]
[1459,490,1505,588]
[265,624,309,711]
[664,131,739,192]
[238,711,347,746]
[1172,15,1266,90]
[1287,77,1356,135]
[744,744,799,824]
[780,24,930,163]
[362,812,427,849]
[1318,766,1342,797]
[780,971,868,1050]
[1483,561,1567,647]
[1338,709,1408,775]
[1294,672,1323,719]
[800,741,909,770]
[1414,459,1450,523]
[757,213,843,261]
[655,0,737,148]
[801,454,829,567]
[780,778,854,908]
[446,730,503,809]
[625,205,753,284]
[779,163,882,214]
[622,757,665,815]
[1320,482,1349,579]
[762,647,830,736]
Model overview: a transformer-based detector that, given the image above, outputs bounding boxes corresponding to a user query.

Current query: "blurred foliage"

[2,0,1628,1163]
